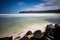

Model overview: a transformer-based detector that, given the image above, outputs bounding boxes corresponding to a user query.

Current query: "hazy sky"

[0,0,60,14]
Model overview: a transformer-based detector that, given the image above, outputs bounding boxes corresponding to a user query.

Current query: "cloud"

[44,0,60,6]
[22,0,60,11]
[44,0,60,4]
[18,2,24,5]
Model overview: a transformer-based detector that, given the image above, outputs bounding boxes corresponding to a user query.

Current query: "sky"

[0,0,60,14]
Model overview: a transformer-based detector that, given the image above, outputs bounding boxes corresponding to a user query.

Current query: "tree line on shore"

[20,9,60,13]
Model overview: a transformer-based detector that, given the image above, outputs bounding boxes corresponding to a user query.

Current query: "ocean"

[0,13,60,38]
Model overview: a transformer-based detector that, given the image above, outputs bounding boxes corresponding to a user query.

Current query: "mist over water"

[0,13,60,38]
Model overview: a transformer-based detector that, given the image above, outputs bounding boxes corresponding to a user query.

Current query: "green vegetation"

[20,9,60,13]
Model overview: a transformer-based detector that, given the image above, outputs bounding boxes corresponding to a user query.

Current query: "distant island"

[19,9,60,13]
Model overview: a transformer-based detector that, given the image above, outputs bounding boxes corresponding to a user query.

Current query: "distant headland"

[19,9,60,13]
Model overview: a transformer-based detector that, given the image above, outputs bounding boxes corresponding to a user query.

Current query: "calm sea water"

[0,13,60,38]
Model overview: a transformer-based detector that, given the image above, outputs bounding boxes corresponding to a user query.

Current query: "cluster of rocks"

[14,24,60,40]
[0,24,60,40]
